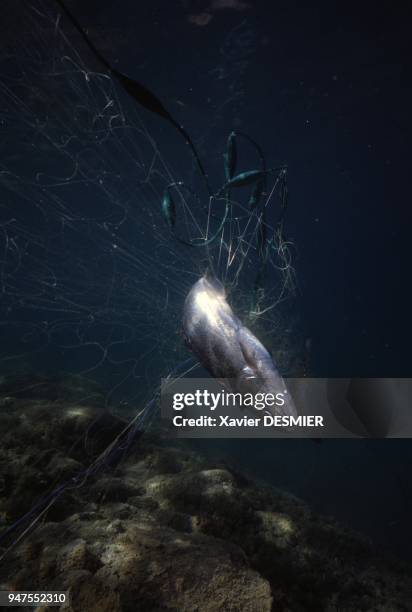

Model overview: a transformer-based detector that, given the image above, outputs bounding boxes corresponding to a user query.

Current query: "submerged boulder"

[0,379,411,611]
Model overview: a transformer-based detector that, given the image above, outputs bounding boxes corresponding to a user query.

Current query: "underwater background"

[0,1,411,609]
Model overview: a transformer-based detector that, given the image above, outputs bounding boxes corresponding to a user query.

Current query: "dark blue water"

[0,0,411,561]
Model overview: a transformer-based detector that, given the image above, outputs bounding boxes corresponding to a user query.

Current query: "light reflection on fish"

[182,276,297,417]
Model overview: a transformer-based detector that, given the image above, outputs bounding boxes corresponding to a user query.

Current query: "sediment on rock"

[0,377,411,611]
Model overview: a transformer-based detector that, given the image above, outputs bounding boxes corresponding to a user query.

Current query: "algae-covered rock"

[0,377,411,611]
